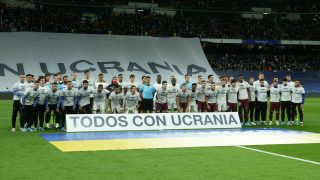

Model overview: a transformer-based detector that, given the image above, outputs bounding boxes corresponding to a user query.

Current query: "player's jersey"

[153,83,162,91]
[124,92,140,109]
[255,85,268,102]
[71,80,81,90]
[94,81,108,89]
[206,88,218,103]
[217,85,228,102]
[109,91,124,108]
[227,86,239,103]
[117,81,125,89]
[78,87,93,106]
[47,90,61,105]
[125,81,138,90]
[61,88,78,106]
[189,90,197,105]
[196,86,206,102]
[269,85,280,102]
[288,81,295,88]
[253,80,269,89]
[237,81,249,100]
[38,85,50,105]
[167,84,179,102]
[22,87,40,106]
[92,89,107,104]
[248,83,256,101]
[156,88,168,104]
[291,86,305,104]
[280,84,292,101]
[177,89,189,103]
[82,78,95,88]
[12,81,27,100]
[26,81,34,89]
[206,82,214,91]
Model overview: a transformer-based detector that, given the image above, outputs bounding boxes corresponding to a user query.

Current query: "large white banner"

[0,32,218,91]
[66,112,241,132]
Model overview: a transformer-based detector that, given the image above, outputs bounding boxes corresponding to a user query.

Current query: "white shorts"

[167,100,177,110]
[217,101,227,112]
[93,103,106,113]
[189,102,198,112]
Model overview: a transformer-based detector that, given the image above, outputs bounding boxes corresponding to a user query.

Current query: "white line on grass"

[235,145,320,165]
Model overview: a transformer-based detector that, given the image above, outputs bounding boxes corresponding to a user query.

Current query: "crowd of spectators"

[1,7,320,40]
[207,54,320,72]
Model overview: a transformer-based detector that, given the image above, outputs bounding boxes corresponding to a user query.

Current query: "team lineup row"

[11,71,305,132]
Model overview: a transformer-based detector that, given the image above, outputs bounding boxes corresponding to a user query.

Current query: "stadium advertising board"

[66,112,241,132]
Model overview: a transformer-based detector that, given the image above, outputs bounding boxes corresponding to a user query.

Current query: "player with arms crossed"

[280,78,292,125]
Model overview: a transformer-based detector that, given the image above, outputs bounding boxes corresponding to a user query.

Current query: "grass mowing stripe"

[236,145,320,165]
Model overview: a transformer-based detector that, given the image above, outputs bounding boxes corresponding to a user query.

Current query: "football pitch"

[1,98,320,179]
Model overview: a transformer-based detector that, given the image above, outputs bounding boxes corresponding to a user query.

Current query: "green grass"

[1,98,320,179]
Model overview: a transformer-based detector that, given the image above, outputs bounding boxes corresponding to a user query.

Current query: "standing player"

[44,82,61,129]
[12,74,27,132]
[25,74,34,88]
[94,73,108,89]
[155,81,169,113]
[291,79,305,126]
[180,74,192,90]
[227,79,239,113]
[196,80,207,112]
[189,83,198,112]
[78,80,93,114]
[124,74,137,95]
[217,79,228,112]
[269,79,281,125]
[60,81,78,130]
[248,77,256,125]
[35,76,50,130]
[70,72,81,90]
[92,84,108,114]
[206,75,214,91]
[167,77,179,112]
[109,86,124,114]
[253,73,269,125]
[280,78,292,125]
[21,81,40,132]
[177,83,190,112]
[205,82,218,112]
[124,85,140,114]
[237,75,250,126]
[140,76,156,113]
[117,74,125,89]
[255,79,268,125]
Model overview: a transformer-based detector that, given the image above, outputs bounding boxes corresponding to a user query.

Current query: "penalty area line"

[235,145,320,165]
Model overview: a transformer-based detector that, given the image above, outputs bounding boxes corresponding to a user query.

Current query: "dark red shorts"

[239,99,249,109]
[208,103,218,112]
[156,102,168,112]
[270,102,280,111]
[227,103,238,112]
[196,100,207,112]
[179,103,188,111]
